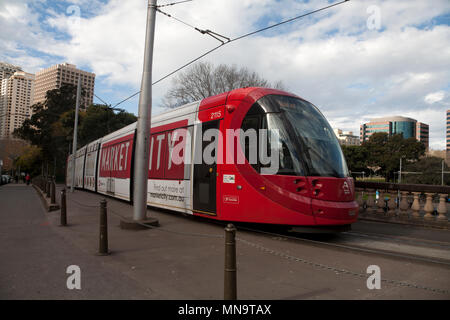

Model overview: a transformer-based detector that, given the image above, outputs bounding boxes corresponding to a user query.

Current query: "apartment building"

[33,63,95,109]
[0,71,35,139]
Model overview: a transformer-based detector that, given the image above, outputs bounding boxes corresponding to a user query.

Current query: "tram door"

[193,120,219,215]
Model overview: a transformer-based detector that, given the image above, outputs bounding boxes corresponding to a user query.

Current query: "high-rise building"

[33,63,95,109]
[0,62,22,84]
[0,71,35,139]
[360,116,429,150]
[416,122,429,150]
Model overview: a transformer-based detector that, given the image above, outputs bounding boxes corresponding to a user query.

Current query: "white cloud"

[425,91,446,104]
[1,0,450,149]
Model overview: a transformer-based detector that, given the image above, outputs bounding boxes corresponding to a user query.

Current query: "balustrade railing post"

[46,179,51,198]
[399,191,409,217]
[377,191,385,214]
[365,192,372,211]
[423,193,435,220]
[387,193,397,216]
[437,194,448,221]
[411,192,421,219]
[51,178,56,205]
[367,191,376,213]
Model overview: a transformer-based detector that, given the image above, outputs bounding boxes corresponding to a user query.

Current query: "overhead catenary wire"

[156,0,193,8]
[112,0,350,108]
[156,8,230,44]
[93,93,126,112]
[94,93,110,106]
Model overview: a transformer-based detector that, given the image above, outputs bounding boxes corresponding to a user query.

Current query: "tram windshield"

[243,95,349,178]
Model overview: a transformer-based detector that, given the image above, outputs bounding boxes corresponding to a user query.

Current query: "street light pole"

[133,0,157,221]
[70,76,81,193]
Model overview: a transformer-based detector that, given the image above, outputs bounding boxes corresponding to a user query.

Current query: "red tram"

[66,87,358,231]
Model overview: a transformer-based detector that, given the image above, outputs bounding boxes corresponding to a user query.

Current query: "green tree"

[14,84,81,179]
[341,145,369,175]
[402,156,450,185]
[78,105,136,146]
[13,85,137,181]
[14,145,42,177]
[362,132,426,181]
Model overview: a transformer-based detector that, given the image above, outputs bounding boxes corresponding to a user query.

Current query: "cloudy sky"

[1,0,449,149]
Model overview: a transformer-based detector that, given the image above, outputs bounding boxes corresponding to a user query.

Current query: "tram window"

[261,114,302,176]
[166,127,188,180]
[241,116,260,171]
[241,103,265,172]
[149,132,167,178]
[241,101,306,176]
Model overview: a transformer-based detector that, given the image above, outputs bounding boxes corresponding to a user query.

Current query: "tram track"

[343,230,450,249]
[66,193,450,267]
[232,223,450,267]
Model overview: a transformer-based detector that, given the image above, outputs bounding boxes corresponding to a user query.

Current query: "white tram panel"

[83,138,102,192]
[97,122,136,200]
[74,146,87,188]
[146,101,199,214]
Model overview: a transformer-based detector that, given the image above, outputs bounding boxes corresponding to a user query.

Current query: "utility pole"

[71,76,81,193]
[399,157,402,184]
[133,0,158,222]
[442,159,444,186]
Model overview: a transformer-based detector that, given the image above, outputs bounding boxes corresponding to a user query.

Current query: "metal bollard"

[51,178,56,204]
[60,189,67,226]
[224,223,237,300]
[46,180,51,198]
[98,199,109,255]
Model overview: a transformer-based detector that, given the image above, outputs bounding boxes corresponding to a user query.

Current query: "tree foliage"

[402,156,450,185]
[78,105,137,146]
[14,145,42,177]
[162,61,285,108]
[342,132,426,182]
[13,84,137,180]
[341,145,368,173]
[0,139,29,171]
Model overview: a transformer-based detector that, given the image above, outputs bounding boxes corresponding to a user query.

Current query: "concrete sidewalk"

[1,183,450,299]
[0,184,152,299]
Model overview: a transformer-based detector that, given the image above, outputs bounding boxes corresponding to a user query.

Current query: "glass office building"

[360,116,429,150]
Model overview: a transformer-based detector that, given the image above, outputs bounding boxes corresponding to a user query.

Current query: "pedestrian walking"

[25,173,30,185]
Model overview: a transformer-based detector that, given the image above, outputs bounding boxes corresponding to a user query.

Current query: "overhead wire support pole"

[133,0,158,222]
[70,76,81,193]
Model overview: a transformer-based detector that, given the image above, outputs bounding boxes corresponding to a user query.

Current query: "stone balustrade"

[355,181,449,229]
